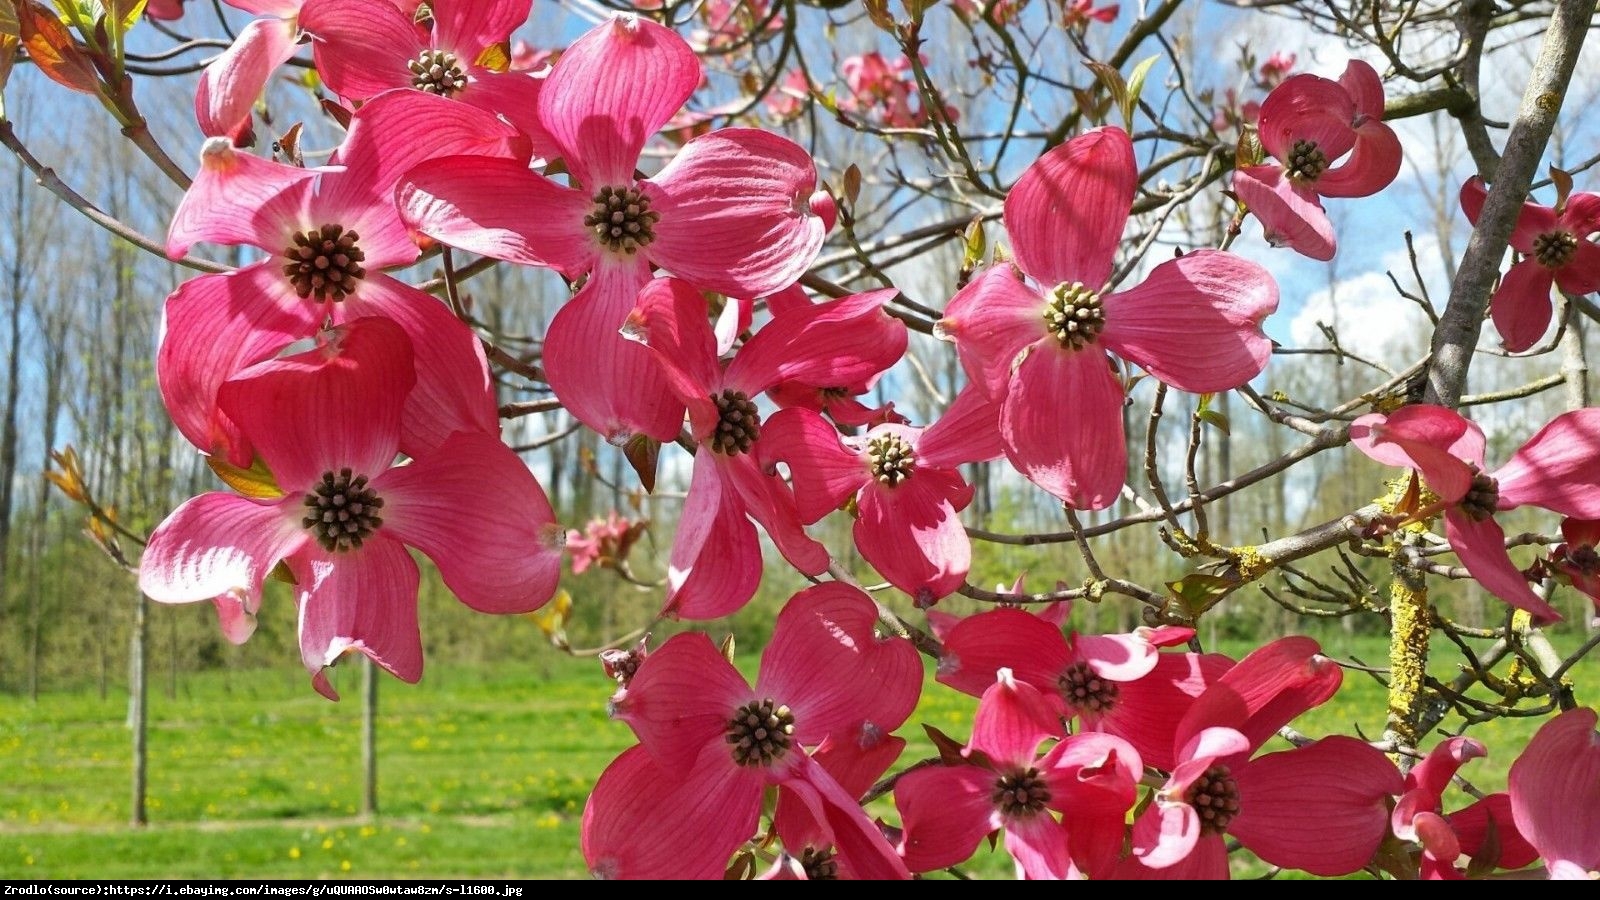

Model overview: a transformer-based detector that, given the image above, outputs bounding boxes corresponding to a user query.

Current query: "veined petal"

[1001,345,1126,509]
[376,432,561,614]
[856,475,971,603]
[139,493,306,605]
[1230,737,1404,877]
[757,583,922,745]
[1450,793,1539,870]
[1445,511,1559,622]
[1490,258,1556,353]
[779,755,913,880]
[894,764,1002,873]
[289,538,423,700]
[539,15,699,187]
[1337,59,1386,121]
[1409,736,1488,802]
[545,259,686,442]
[1348,404,1483,502]
[1232,164,1336,260]
[608,631,750,770]
[1097,652,1233,773]
[1496,408,1600,518]
[1561,192,1600,235]
[938,265,1047,398]
[1554,240,1600,294]
[217,316,414,490]
[621,276,722,426]
[1257,73,1357,162]
[157,265,320,465]
[298,0,424,101]
[1040,732,1142,878]
[969,671,1062,767]
[1127,799,1205,871]
[936,607,1073,702]
[432,0,529,56]
[1075,631,1161,682]
[195,18,300,143]
[399,155,596,278]
[458,71,560,165]
[1509,708,1600,873]
[646,129,827,297]
[583,744,763,880]
[758,409,868,524]
[1003,126,1134,289]
[168,139,318,258]
[722,455,829,577]
[1101,249,1277,393]
[1173,636,1341,757]
[725,289,905,399]
[1460,176,1557,252]
[1118,830,1228,879]
[918,384,1005,468]
[1315,118,1402,198]
[1004,813,1075,880]
[662,451,762,619]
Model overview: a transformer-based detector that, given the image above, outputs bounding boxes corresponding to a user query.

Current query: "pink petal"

[935,607,1073,701]
[458,71,560,164]
[621,276,722,431]
[195,18,299,142]
[1450,793,1539,870]
[167,139,317,259]
[1409,736,1487,801]
[723,455,830,577]
[583,743,764,880]
[725,289,905,398]
[139,493,306,604]
[609,631,751,770]
[545,259,687,442]
[1039,732,1142,878]
[1256,74,1357,162]
[1075,632,1161,682]
[1230,737,1404,876]
[712,294,750,356]
[918,384,1006,468]
[1231,164,1336,260]
[779,754,913,880]
[662,452,762,619]
[1496,408,1600,518]
[431,0,528,55]
[1337,60,1386,121]
[1509,708,1600,872]
[1445,511,1559,622]
[157,265,320,465]
[757,582,922,743]
[807,733,905,800]
[1173,636,1341,757]
[298,0,422,101]
[539,15,699,187]
[1460,176,1558,252]
[1118,830,1229,879]
[937,265,1048,398]
[1127,798,1204,870]
[1003,812,1075,880]
[289,537,423,700]
[969,671,1063,767]
[1561,192,1600,234]
[856,473,972,603]
[758,408,868,524]
[1101,249,1278,392]
[217,317,413,491]
[1003,126,1134,289]
[211,590,261,645]
[1001,345,1126,509]
[375,432,561,614]
[1096,652,1232,772]
[398,156,597,278]
[1489,258,1556,353]
[1315,118,1402,198]
[1554,240,1600,295]
[1348,404,1482,502]
[227,0,303,16]
[894,764,1002,873]
[646,128,827,297]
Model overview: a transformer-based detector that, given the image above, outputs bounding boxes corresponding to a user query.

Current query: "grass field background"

[2,631,1589,879]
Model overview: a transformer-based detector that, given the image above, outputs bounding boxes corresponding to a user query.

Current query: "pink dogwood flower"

[1460,178,1600,352]
[1257,52,1296,87]
[1392,737,1536,879]
[1351,404,1600,622]
[939,126,1278,508]
[399,14,831,445]
[895,670,1142,879]
[934,606,1224,769]
[761,386,1000,604]
[193,0,309,143]
[1119,637,1403,879]
[584,583,920,880]
[163,92,526,467]
[1062,0,1118,28]
[1509,708,1600,879]
[139,318,563,699]
[1552,517,1600,618]
[1232,60,1402,260]
[765,730,910,879]
[623,277,905,618]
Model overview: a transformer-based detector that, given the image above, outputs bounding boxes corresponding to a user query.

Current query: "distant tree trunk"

[129,591,148,826]
[362,658,379,817]
[0,159,27,684]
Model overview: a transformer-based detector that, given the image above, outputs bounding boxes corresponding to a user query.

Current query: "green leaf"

[961,216,986,270]
[206,454,284,499]
[1122,54,1158,128]
[1165,572,1233,618]
[1197,407,1230,435]
[1084,60,1126,126]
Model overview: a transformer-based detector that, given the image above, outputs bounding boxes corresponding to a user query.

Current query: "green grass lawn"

[1,631,1590,879]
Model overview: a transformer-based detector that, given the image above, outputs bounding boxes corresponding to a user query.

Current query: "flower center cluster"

[1459,466,1500,522]
[725,698,795,767]
[798,847,839,880]
[585,185,660,254]
[408,49,467,96]
[1043,281,1105,350]
[1532,229,1579,269]
[1186,764,1240,835]
[1058,660,1119,714]
[1567,543,1600,575]
[302,468,384,552]
[866,432,915,486]
[709,389,761,455]
[1285,139,1329,182]
[282,225,366,302]
[992,767,1051,817]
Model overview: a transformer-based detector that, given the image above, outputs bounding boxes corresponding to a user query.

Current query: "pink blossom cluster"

[837,52,958,130]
